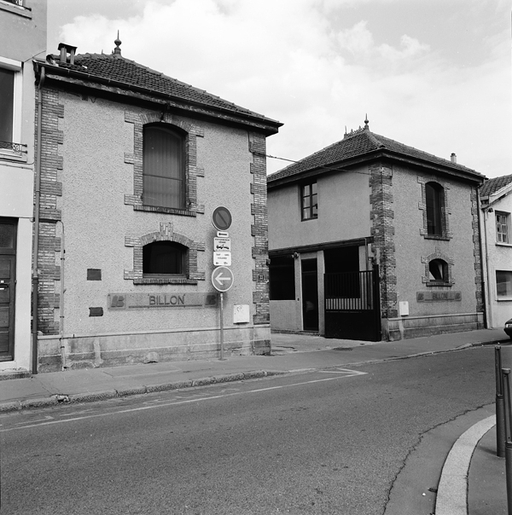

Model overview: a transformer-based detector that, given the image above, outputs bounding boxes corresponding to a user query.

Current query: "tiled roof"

[268,127,482,183]
[480,174,512,198]
[42,52,281,128]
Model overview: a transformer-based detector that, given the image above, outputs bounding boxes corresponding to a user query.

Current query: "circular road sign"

[212,206,232,231]
[211,266,234,292]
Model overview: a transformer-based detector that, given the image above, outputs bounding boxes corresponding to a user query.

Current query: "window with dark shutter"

[143,125,185,209]
[425,182,444,236]
[143,241,186,276]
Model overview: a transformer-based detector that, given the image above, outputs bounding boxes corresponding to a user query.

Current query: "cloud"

[55,0,511,177]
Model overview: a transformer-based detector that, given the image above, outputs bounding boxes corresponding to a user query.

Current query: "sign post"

[212,207,233,360]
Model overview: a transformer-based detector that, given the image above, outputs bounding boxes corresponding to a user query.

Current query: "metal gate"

[324,266,381,341]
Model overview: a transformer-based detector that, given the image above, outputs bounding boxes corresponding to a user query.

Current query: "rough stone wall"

[369,164,398,321]
[36,87,63,335]
[249,133,270,326]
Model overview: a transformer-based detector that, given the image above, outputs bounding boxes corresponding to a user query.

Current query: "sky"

[46,0,511,178]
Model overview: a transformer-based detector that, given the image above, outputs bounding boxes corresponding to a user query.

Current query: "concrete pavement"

[0,327,509,513]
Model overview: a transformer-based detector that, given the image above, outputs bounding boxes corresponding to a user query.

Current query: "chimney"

[450,152,457,164]
[58,43,78,65]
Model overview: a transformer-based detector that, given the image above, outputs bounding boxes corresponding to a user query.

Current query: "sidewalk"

[0,327,509,513]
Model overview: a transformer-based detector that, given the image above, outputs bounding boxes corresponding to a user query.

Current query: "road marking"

[0,369,367,432]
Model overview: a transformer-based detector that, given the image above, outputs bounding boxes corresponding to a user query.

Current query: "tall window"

[143,125,185,209]
[496,212,510,244]
[425,182,444,236]
[496,271,512,297]
[301,182,318,220]
[143,241,186,276]
[0,68,14,145]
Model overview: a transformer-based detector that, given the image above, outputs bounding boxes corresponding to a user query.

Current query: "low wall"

[383,312,485,341]
[37,325,271,373]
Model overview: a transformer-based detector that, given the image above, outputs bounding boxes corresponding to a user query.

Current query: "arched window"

[143,125,185,209]
[428,258,448,283]
[143,241,186,276]
[425,182,444,236]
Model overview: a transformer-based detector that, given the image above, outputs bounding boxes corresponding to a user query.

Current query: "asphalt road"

[0,346,496,515]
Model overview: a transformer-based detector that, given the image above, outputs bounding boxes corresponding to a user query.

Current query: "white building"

[480,174,512,328]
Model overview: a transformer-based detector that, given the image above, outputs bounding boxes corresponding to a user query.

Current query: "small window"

[0,67,15,145]
[301,182,318,221]
[425,182,444,236]
[429,259,448,283]
[143,241,186,276]
[143,125,185,209]
[496,271,512,297]
[269,256,295,300]
[496,212,510,244]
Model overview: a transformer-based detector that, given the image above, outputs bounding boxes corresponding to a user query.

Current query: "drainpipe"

[32,64,45,374]
[57,220,66,370]
[480,190,493,328]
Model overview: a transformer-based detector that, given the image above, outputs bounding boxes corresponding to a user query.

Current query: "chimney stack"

[58,43,77,65]
[450,152,457,164]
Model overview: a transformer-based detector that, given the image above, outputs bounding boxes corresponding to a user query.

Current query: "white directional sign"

[213,251,231,266]
[211,266,234,292]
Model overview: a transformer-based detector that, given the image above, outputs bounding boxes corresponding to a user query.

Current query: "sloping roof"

[39,48,282,134]
[268,126,483,184]
[480,174,512,198]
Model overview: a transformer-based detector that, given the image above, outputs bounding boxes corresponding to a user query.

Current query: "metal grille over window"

[143,125,185,210]
[143,241,186,276]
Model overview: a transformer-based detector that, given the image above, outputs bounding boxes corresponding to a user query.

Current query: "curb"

[0,370,285,413]
[435,415,496,515]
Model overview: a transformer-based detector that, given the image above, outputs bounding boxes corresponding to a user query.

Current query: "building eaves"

[480,173,512,199]
[36,52,282,135]
[268,127,484,187]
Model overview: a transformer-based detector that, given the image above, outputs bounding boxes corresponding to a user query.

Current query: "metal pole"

[219,292,225,361]
[502,368,512,515]
[497,346,506,457]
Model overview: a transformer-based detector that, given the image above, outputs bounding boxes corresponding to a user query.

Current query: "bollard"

[502,368,512,515]
[497,346,506,457]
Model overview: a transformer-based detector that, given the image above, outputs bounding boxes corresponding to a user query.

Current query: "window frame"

[496,270,512,299]
[301,181,318,221]
[142,123,186,211]
[0,57,23,159]
[142,241,187,278]
[496,211,510,244]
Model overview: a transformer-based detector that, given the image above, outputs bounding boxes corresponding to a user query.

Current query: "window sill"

[135,205,196,217]
[135,277,198,285]
[426,281,454,288]
[301,217,318,222]
[496,242,512,248]
[424,235,450,241]
[497,297,512,302]
[0,0,31,18]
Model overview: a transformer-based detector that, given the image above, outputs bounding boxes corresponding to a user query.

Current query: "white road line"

[0,370,367,432]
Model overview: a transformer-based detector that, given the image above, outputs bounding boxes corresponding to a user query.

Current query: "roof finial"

[364,114,369,130]
[113,31,122,56]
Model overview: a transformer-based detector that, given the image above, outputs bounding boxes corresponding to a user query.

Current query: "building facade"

[32,41,281,372]
[268,123,485,341]
[480,174,512,329]
[0,0,47,374]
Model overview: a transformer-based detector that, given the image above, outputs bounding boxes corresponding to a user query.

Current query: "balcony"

[0,140,27,161]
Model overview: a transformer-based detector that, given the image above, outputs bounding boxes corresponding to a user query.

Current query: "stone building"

[268,122,485,341]
[0,0,46,374]
[32,39,281,371]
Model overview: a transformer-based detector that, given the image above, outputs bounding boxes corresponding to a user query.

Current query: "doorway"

[301,258,318,331]
[0,219,16,361]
